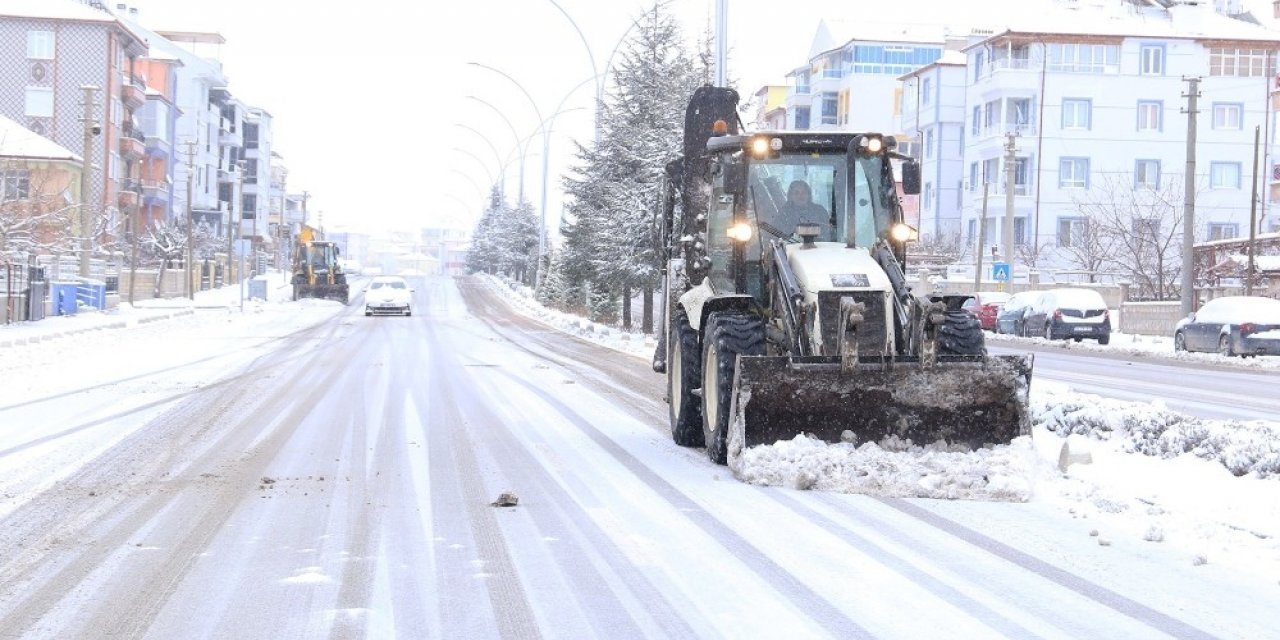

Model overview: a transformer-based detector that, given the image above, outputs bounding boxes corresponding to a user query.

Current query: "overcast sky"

[121,0,976,235]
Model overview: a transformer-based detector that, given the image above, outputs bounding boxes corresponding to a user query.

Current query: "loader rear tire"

[937,310,986,356]
[702,311,766,465]
[668,309,704,447]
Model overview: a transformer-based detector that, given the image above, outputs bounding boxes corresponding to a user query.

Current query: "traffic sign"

[992,262,1011,282]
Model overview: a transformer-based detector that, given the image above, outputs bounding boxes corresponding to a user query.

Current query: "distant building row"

[753,0,1280,270]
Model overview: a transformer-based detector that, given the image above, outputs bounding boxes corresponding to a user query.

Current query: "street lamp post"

[465,95,528,203]
[453,124,507,197]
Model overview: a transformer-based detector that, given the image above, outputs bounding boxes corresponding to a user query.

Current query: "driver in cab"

[765,180,830,240]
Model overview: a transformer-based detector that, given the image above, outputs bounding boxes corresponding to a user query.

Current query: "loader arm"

[871,241,916,354]
[767,239,809,356]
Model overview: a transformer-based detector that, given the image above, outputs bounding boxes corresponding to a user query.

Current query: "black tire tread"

[703,311,766,464]
[937,310,986,356]
[670,309,704,447]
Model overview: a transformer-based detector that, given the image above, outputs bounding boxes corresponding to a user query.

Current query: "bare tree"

[1049,210,1117,283]
[142,217,216,298]
[0,161,76,259]
[1074,173,1185,299]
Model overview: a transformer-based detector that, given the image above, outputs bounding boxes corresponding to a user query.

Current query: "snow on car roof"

[1049,288,1107,308]
[1201,296,1280,323]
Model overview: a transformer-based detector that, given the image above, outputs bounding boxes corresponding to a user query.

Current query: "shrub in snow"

[1143,526,1165,542]
[1035,389,1280,479]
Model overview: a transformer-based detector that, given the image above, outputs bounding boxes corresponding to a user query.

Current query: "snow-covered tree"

[0,162,76,259]
[467,186,541,285]
[555,1,707,332]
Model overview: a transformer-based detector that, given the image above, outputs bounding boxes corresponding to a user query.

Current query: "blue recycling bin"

[76,279,106,310]
[50,282,78,315]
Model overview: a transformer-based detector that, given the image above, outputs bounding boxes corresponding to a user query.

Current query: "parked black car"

[1022,288,1111,344]
[1174,296,1280,357]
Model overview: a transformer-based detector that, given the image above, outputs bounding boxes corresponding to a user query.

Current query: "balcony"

[118,180,141,209]
[219,126,238,147]
[121,78,145,109]
[120,127,145,159]
[141,179,170,205]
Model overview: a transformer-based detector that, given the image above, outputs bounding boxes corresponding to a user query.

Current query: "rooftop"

[0,114,82,163]
[968,0,1280,48]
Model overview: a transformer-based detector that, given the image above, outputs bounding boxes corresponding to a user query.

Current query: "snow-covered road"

[0,276,1275,639]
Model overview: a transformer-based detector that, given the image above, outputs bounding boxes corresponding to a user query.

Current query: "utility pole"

[234,159,246,295]
[1002,131,1019,264]
[714,0,728,86]
[78,86,100,279]
[1181,76,1200,316]
[301,190,310,228]
[975,182,990,293]
[1248,124,1260,296]
[182,141,197,299]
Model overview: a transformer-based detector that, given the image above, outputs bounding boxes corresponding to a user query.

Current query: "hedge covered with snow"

[1034,392,1280,478]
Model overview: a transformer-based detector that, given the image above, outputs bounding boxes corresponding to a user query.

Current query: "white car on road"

[364,276,413,316]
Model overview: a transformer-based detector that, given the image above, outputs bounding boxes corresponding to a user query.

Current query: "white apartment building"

[783,20,945,136]
[899,50,969,241]
[958,0,1280,273]
[240,107,273,243]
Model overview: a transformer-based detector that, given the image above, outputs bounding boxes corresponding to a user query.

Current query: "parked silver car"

[1174,296,1280,357]
[1022,288,1111,344]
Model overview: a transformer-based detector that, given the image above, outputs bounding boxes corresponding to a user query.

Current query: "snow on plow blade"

[726,354,1032,464]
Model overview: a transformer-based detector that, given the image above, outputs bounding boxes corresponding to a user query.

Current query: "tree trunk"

[155,259,168,299]
[642,283,654,334]
[622,284,632,331]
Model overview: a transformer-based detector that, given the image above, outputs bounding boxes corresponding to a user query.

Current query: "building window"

[974,51,985,81]
[922,78,932,105]
[924,128,934,159]
[794,106,810,130]
[24,87,53,117]
[1062,98,1090,129]
[27,31,54,60]
[1011,157,1031,195]
[1133,217,1160,241]
[1014,216,1027,245]
[1213,103,1243,129]
[1209,48,1270,76]
[969,161,979,191]
[242,194,257,217]
[2,170,32,199]
[984,99,998,131]
[971,106,981,135]
[1007,98,1032,128]
[1140,44,1164,75]
[1060,157,1089,188]
[1210,162,1242,189]
[1058,217,1087,247]
[821,92,838,125]
[1208,222,1239,240]
[983,158,999,187]
[1047,43,1119,73]
[1135,159,1160,188]
[1137,101,1162,131]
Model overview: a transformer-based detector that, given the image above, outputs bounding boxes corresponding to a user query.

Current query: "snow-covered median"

[474,274,654,359]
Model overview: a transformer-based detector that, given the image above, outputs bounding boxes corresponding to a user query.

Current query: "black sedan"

[1174,296,1280,357]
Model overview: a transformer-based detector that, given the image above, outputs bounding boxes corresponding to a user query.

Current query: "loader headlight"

[750,137,770,156]
[890,223,916,242]
[726,222,754,242]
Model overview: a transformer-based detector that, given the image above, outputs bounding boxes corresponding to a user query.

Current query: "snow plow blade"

[726,354,1032,462]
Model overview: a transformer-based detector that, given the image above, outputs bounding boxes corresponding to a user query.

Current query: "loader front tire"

[668,308,704,447]
[702,311,765,465]
[936,310,986,356]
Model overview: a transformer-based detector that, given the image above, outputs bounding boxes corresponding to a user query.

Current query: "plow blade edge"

[726,354,1032,463]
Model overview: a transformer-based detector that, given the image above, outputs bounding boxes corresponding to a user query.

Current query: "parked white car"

[364,276,413,317]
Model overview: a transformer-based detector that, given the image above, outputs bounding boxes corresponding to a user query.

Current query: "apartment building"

[899,50,969,242]
[958,0,1280,273]
[0,0,149,248]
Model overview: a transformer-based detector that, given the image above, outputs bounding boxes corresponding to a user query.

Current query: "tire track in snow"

[875,498,1216,640]
[491,373,872,639]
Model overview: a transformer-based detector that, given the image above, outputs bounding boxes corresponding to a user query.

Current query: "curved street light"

[449,168,486,202]
[450,147,496,189]
[453,123,506,193]
[465,95,529,203]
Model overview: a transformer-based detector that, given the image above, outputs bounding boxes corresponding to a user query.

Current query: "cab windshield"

[742,151,894,251]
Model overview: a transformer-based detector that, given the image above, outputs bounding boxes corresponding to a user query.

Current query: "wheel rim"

[1219,336,1231,356]
[1175,333,1184,351]
[1045,323,1052,340]
[704,340,719,436]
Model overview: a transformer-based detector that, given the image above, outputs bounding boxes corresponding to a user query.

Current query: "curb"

[0,308,196,349]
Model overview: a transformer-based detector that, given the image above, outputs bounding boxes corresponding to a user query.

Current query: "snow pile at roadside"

[732,383,1280,500]
[988,331,1280,370]
[734,434,1043,501]
[1035,389,1280,478]
[475,274,653,358]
